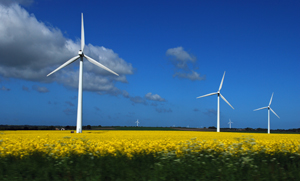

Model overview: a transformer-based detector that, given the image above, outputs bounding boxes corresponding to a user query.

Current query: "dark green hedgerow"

[0,150,299,181]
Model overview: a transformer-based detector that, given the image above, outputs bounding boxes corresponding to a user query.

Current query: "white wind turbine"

[254,93,280,134]
[228,119,233,129]
[135,119,140,127]
[47,13,119,133]
[196,71,234,132]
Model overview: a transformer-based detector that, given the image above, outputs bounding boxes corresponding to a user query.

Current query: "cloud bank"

[0,3,134,95]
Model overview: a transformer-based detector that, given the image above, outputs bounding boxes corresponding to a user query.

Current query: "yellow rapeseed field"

[0,130,299,158]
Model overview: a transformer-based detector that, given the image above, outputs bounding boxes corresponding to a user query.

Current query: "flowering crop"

[0,130,299,158]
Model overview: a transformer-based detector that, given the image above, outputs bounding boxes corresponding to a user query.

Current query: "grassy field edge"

[0,150,299,181]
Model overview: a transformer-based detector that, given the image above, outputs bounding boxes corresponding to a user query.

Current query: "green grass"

[0,151,299,180]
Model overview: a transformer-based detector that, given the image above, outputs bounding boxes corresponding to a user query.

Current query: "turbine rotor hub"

[78,50,84,56]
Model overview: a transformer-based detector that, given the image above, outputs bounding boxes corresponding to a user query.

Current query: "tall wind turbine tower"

[254,93,280,134]
[135,119,140,127]
[228,119,233,129]
[47,14,119,133]
[196,71,234,132]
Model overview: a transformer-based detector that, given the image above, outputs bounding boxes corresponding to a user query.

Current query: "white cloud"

[84,45,133,76]
[166,47,196,66]
[122,90,130,98]
[0,0,33,6]
[145,92,166,102]
[0,3,134,95]
[166,47,205,81]
[173,71,205,81]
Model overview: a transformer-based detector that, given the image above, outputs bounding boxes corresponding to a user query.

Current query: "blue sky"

[0,0,299,129]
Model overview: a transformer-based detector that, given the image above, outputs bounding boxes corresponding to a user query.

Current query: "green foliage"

[0,150,299,180]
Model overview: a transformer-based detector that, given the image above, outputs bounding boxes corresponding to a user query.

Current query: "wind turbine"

[47,13,119,133]
[196,71,234,132]
[228,119,233,129]
[254,93,280,134]
[135,119,139,127]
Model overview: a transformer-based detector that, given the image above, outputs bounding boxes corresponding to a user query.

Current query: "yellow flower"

[0,130,299,158]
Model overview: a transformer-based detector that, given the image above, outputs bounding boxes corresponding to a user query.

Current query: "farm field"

[0,130,300,180]
[1,130,300,157]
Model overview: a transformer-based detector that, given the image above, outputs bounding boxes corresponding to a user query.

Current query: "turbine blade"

[253,106,268,111]
[218,71,226,91]
[269,92,274,106]
[220,93,234,109]
[47,55,80,77]
[84,54,119,76]
[270,108,280,119]
[196,92,218,99]
[81,13,85,52]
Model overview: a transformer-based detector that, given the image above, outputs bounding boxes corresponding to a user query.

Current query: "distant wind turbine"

[196,71,234,132]
[47,13,119,133]
[135,119,140,126]
[254,93,280,134]
[228,119,233,129]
